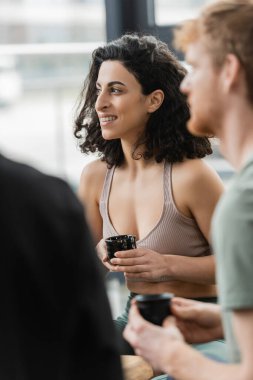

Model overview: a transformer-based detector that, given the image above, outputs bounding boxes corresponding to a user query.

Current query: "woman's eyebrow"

[108,81,126,87]
[96,81,126,87]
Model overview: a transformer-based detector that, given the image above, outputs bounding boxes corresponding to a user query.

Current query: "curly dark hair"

[74,33,212,167]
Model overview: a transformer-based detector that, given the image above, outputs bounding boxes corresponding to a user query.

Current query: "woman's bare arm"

[78,159,106,245]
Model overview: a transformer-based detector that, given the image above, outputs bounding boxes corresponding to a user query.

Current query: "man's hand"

[123,301,184,373]
[171,297,223,343]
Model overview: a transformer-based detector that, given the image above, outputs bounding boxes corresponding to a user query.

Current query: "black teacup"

[105,234,136,262]
[135,293,174,326]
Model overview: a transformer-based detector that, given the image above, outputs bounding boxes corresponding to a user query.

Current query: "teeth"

[100,116,116,122]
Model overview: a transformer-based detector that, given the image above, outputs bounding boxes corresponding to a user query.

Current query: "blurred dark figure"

[0,153,123,380]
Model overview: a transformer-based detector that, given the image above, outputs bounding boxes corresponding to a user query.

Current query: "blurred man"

[124,1,253,379]
[0,152,123,380]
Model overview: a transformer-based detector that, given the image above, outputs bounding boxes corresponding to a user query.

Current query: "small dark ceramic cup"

[135,293,174,326]
[105,234,137,262]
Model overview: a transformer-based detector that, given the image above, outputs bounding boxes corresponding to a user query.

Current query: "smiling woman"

[73,33,227,371]
[95,60,163,142]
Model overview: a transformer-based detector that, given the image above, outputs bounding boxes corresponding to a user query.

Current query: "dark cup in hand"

[105,234,137,262]
[135,293,174,326]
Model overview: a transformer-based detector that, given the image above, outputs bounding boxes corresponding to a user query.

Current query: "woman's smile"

[98,115,118,127]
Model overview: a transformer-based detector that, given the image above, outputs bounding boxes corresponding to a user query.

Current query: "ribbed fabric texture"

[100,162,211,257]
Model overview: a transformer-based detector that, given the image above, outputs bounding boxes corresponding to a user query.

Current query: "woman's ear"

[147,89,164,113]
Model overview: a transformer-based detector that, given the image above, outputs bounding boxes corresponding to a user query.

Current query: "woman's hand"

[96,239,118,271]
[110,247,171,281]
[110,247,216,284]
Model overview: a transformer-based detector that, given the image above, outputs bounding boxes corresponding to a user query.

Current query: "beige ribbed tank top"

[100,161,211,258]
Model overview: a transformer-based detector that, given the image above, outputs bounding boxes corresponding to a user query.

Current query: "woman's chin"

[101,132,118,141]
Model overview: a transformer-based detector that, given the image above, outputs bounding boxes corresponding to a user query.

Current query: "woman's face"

[95,60,151,142]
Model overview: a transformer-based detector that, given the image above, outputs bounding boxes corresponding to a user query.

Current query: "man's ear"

[222,53,241,94]
[147,89,164,113]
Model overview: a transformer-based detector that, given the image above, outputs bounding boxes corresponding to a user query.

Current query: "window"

[154,0,211,25]
[0,0,105,189]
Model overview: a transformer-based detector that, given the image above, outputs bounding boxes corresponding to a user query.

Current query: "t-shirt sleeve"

[213,186,253,310]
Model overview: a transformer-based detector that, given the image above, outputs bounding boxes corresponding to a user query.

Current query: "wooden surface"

[121,355,154,380]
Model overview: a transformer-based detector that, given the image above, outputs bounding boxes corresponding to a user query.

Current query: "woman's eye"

[96,88,101,95]
[111,87,121,94]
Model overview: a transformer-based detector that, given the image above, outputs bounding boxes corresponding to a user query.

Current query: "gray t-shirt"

[212,156,253,363]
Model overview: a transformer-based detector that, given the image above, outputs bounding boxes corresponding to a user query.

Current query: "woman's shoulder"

[173,158,224,190]
[80,158,108,182]
[79,159,108,199]
[171,158,224,222]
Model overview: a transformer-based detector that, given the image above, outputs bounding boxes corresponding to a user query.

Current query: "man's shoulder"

[238,157,253,187]
[213,159,253,232]
[0,153,56,182]
[0,153,80,212]
[226,159,253,205]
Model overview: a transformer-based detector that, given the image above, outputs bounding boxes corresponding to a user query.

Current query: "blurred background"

[0,0,105,189]
[0,0,234,316]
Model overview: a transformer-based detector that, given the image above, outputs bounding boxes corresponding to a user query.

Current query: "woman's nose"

[95,90,110,111]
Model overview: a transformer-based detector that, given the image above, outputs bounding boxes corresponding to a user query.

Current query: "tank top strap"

[164,161,173,204]
[100,165,118,238]
[100,165,115,203]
